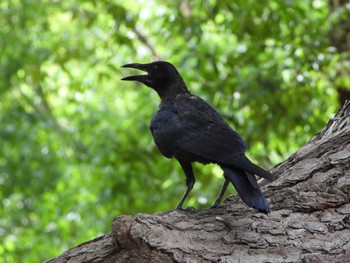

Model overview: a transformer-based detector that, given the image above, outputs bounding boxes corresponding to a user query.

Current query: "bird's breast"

[150,109,180,158]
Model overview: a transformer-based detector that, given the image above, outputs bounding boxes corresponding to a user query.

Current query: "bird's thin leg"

[176,160,195,210]
[212,178,230,208]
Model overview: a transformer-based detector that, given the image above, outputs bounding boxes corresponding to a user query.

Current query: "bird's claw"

[176,206,197,212]
[210,203,227,209]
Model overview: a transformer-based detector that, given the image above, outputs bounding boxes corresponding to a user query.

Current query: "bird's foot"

[176,206,197,212]
[209,203,227,209]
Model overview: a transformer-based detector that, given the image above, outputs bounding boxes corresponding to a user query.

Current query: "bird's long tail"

[231,154,274,181]
[222,166,270,214]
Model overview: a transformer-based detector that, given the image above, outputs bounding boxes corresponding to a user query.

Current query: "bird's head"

[121,61,187,97]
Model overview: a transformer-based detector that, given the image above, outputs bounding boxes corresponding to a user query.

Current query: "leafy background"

[1,0,349,261]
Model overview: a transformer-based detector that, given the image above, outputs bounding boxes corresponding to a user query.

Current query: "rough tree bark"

[46,101,350,263]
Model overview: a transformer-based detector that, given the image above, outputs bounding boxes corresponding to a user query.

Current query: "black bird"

[121,61,274,213]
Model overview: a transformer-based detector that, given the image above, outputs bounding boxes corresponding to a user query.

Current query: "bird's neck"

[155,83,190,103]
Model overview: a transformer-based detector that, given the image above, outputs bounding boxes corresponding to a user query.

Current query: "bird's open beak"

[121,63,154,84]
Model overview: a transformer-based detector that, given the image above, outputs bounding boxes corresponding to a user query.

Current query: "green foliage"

[0,0,344,261]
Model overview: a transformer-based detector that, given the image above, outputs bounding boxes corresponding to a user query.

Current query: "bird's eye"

[153,65,158,70]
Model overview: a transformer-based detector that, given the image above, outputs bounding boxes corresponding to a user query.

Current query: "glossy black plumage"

[121,61,274,213]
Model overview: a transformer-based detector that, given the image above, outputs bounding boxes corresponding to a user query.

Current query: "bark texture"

[46,101,350,263]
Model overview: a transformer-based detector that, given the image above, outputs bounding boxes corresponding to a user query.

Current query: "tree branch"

[45,101,350,263]
[133,28,161,60]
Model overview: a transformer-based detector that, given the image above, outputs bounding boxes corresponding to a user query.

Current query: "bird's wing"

[154,94,273,181]
[151,94,246,161]
[175,108,247,162]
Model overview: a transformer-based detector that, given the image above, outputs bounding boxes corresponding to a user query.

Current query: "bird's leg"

[176,160,195,210]
[212,178,230,208]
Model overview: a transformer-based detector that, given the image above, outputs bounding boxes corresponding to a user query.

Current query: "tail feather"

[222,166,270,214]
[230,154,274,181]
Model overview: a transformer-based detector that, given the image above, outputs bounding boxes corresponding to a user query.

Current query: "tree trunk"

[45,101,350,263]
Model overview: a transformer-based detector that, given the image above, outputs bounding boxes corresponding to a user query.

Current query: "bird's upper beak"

[121,63,154,84]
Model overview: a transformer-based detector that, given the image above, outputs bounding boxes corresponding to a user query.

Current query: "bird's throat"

[156,84,189,102]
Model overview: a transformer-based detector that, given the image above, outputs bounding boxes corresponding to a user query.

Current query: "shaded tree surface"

[329,0,350,105]
[46,101,350,262]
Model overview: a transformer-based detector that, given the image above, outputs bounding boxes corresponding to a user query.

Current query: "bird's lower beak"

[121,63,150,82]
